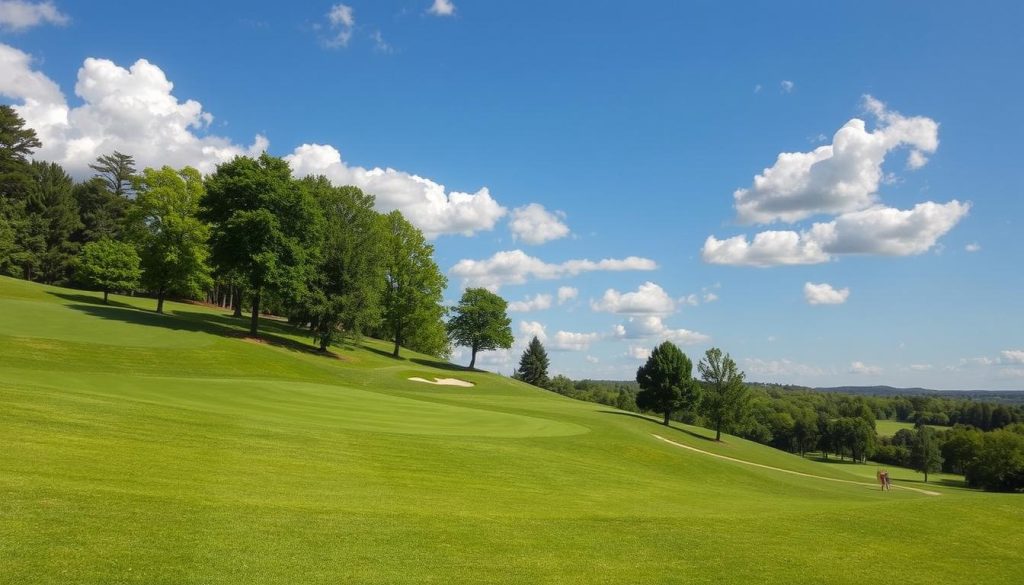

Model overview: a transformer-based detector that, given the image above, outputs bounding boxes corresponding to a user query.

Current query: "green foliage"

[128,166,212,313]
[910,425,944,482]
[0,105,41,166]
[29,161,82,284]
[76,238,141,303]
[88,151,137,198]
[380,210,447,358]
[698,347,749,441]
[635,341,700,426]
[72,178,128,243]
[965,429,1024,492]
[447,287,513,369]
[0,105,43,278]
[201,154,322,336]
[516,336,550,388]
[291,178,384,351]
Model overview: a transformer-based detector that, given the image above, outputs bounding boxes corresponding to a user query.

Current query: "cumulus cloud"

[744,358,825,378]
[804,282,850,305]
[965,242,981,253]
[591,282,675,315]
[780,80,795,93]
[627,346,651,360]
[612,316,709,346]
[518,320,547,342]
[507,293,553,313]
[0,0,67,30]
[585,355,600,364]
[557,286,578,304]
[287,144,506,238]
[427,0,456,16]
[508,203,570,245]
[552,330,601,351]
[733,95,939,225]
[449,250,656,290]
[849,361,882,375]
[703,292,719,303]
[324,4,355,48]
[0,43,517,238]
[703,200,970,266]
[1000,350,1024,365]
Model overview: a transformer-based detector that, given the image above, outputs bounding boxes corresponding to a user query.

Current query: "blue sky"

[2,0,1022,388]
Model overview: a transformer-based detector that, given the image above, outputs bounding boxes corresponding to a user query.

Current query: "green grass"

[1,276,1021,584]
[875,419,944,437]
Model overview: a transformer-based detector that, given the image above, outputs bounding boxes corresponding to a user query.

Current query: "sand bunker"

[408,377,475,387]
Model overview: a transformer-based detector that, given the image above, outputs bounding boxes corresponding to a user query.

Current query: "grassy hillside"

[1,276,1021,584]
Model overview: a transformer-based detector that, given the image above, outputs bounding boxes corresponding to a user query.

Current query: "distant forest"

[544,376,1024,492]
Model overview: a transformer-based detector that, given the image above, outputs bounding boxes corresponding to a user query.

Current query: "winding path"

[652,434,941,496]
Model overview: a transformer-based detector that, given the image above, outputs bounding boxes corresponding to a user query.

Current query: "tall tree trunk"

[103,290,109,304]
[249,290,261,337]
[392,326,402,358]
[715,422,722,442]
[663,410,671,426]
[232,287,243,318]
[156,290,165,314]
[469,347,477,369]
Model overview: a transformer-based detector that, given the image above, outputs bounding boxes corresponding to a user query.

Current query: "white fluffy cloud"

[612,316,709,346]
[849,361,882,375]
[508,203,570,245]
[287,144,506,238]
[965,242,981,253]
[627,346,651,360]
[0,0,67,30]
[507,293,553,313]
[804,282,850,305]
[1000,350,1024,365]
[428,0,456,16]
[0,43,516,238]
[552,331,601,351]
[557,286,578,304]
[324,4,355,48]
[591,282,675,315]
[734,96,938,225]
[450,250,656,290]
[703,200,970,267]
[518,320,547,343]
[780,80,795,93]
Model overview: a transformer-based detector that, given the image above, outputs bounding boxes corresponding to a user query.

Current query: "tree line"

[514,336,1024,492]
[0,105,457,358]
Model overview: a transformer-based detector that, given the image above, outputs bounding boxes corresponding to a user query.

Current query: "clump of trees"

[0,107,452,359]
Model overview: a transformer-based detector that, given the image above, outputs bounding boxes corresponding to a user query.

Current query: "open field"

[1,276,1022,584]
[875,419,946,437]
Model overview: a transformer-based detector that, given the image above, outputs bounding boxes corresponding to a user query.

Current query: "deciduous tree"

[635,341,700,426]
[77,238,141,303]
[910,424,944,483]
[448,287,513,369]
[698,347,750,441]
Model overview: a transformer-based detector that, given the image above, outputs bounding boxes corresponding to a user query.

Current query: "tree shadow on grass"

[47,291,137,311]
[59,300,342,360]
[599,410,718,442]
[411,357,472,372]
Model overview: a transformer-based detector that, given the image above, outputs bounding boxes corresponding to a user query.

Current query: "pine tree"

[516,336,550,388]
[635,341,700,426]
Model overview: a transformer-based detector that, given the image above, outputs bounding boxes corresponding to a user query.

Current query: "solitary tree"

[698,347,749,441]
[910,425,944,483]
[128,166,212,313]
[290,178,384,351]
[77,238,141,303]
[89,151,137,198]
[447,287,514,369]
[635,341,700,426]
[516,336,550,387]
[380,211,447,358]
[201,154,321,337]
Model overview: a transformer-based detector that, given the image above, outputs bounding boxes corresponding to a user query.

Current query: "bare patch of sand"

[408,377,475,387]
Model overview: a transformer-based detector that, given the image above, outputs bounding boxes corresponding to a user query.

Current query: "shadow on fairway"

[599,410,717,442]
[47,292,138,310]
[58,298,340,359]
[411,357,472,372]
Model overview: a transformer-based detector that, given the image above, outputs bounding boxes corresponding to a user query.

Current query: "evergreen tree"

[30,161,82,284]
[73,178,128,244]
[516,336,550,387]
[128,166,212,313]
[77,238,142,303]
[89,151,137,198]
[447,287,514,369]
[635,341,700,426]
[698,347,750,441]
[0,105,42,278]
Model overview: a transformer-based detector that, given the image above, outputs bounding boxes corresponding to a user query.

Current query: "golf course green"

[1,275,1021,584]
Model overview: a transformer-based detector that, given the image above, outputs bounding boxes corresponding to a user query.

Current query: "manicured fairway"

[1,276,1021,584]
